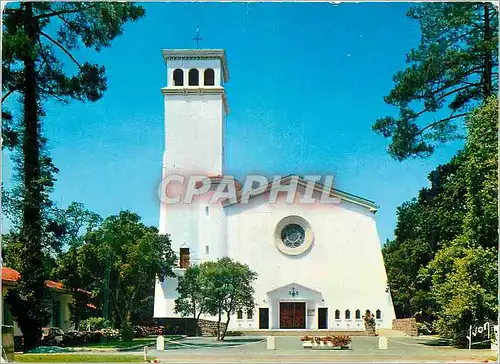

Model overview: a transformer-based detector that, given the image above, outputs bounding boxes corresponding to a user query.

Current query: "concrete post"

[378,336,388,350]
[267,336,275,350]
[156,335,165,351]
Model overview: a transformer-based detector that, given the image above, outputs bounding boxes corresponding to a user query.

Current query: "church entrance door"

[279,302,306,329]
[318,307,328,329]
[259,308,269,329]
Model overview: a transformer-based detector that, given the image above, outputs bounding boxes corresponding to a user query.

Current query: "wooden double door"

[279,302,306,329]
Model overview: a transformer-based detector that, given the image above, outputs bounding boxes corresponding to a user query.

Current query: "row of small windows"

[236,309,382,321]
[173,68,215,86]
[237,309,253,320]
[334,309,382,320]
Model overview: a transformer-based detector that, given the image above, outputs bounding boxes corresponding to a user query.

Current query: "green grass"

[79,337,155,349]
[69,335,184,349]
[14,354,147,362]
[164,337,263,350]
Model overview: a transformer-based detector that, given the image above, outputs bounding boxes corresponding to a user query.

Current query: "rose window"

[274,216,314,256]
[281,224,306,248]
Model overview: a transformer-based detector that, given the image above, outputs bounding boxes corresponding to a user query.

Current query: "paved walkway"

[148,336,497,363]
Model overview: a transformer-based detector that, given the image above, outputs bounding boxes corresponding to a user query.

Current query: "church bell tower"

[158,48,230,259]
[155,49,230,318]
[160,49,229,177]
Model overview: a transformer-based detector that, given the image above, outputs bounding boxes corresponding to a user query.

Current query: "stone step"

[237,330,367,336]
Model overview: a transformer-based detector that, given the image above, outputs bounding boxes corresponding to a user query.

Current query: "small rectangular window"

[237,310,243,320]
[205,206,209,216]
[180,248,190,268]
[205,245,210,255]
[376,309,381,319]
[247,310,253,320]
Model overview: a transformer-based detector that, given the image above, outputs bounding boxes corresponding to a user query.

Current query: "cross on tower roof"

[192,25,203,49]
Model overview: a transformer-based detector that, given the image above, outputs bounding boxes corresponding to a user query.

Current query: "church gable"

[223,175,378,213]
[267,282,323,301]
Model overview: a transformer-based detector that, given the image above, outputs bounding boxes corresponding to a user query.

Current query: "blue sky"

[2,2,463,243]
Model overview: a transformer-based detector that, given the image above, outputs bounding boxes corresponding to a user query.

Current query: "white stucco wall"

[224,187,395,330]
[155,53,229,318]
[155,186,396,330]
[164,94,225,176]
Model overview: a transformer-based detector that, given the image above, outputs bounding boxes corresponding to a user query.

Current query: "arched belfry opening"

[173,69,183,86]
[188,69,199,86]
[204,68,215,86]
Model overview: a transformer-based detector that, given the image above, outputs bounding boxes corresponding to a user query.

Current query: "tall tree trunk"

[482,3,493,98]
[220,312,231,341]
[196,311,203,337]
[19,2,46,352]
[216,308,222,341]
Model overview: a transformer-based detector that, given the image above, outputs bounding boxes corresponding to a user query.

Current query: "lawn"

[14,354,148,362]
[68,335,184,350]
[164,337,263,349]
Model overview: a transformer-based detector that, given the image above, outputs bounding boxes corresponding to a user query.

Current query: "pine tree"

[373,3,498,160]
[2,2,144,350]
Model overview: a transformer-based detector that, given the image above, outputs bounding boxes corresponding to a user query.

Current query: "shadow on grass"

[421,338,452,347]
[422,337,492,349]
[163,338,264,350]
[219,338,263,343]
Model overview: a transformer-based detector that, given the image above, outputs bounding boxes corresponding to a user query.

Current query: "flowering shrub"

[301,335,351,347]
[328,335,351,347]
[62,328,120,346]
[132,325,166,338]
[62,331,99,346]
[100,328,120,341]
[60,323,166,346]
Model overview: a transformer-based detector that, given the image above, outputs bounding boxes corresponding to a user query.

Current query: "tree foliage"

[174,258,257,340]
[200,258,257,341]
[383,98,498,345]
[373,3,498,160]
[422,241,497,347]
[174,265,207,325]
[2,2,144,350]
[54,211,176,329]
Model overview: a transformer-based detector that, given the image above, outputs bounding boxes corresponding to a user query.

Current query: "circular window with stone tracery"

[281,224,305,248]
[274,216,313,256]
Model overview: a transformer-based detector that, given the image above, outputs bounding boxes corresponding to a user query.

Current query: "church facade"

[153,49,396,331]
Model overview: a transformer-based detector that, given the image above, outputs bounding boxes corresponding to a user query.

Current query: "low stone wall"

[2,325,15,361]
[155,318,197,336]
[392,318,418,337]
[198,319,227,337]
[155,317,227,337]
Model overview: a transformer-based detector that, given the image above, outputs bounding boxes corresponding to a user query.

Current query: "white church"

[153,49,396,331]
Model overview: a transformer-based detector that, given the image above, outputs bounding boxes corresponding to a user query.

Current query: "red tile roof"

[2,267,90,295]
[45,280,64,290]
[2,267,21,282]
[194,175,243,190]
